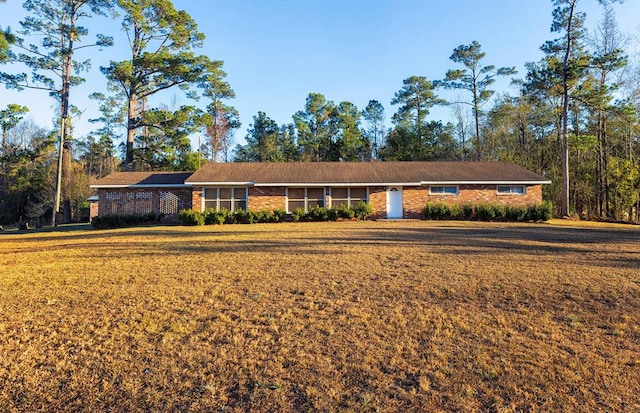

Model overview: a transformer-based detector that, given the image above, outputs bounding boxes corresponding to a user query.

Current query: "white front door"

[386,186,403,218]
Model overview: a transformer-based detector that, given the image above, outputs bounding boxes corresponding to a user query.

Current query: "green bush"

[308,206,330,221]
[291,207,306,223]
[422,203,436,220]
[178,209,204,226]
[474,204,496,221]
[422,202,463,220]
[493,204,507,220]
[214,210,227,225]
[421,201,552,223]
[506,205,528,222]
[353,202,373,220]
[204,209,226,225]
[528,201,553,222]
[272,209,287,223]
[326,208,339,221]
[462,203,473,220]
[251,209,268,223]
[231,209,247,224]
[448,203,463,219]
[244,210,257,224]
[423,202,450,220]
[92,212,161,229]
[90,214,114,229]
[337,204,355,219]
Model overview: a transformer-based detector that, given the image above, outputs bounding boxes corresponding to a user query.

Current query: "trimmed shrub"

[421,201,552,223]
[88,211,163,228]
[254,209,271,223]
[493,204,507,220]
[506,205,528,222]
[308,206,330,222]
[326,208,339,221]
[462,203,474,220]
[448,203,463,219]
[353,202,373,220]
[423,202,450,220]
[291,207,306,223]
[528,200,553,222]
[204,209,226,225]
[178,210,204,226]
[474,204,497,221]
[337,204,355,219]
[272,209,287,223]
[245,210,258,224]
[231,209,247,224]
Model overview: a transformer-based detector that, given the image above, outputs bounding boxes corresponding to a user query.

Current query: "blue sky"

[1,0,639,148]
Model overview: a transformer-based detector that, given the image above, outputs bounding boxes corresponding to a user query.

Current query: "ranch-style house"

[90,161,551,220]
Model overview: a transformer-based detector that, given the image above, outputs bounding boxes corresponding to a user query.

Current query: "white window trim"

[497,185,526,195]
[329,187,369,208]
[429,185,459,196]
[286,187,326,213]
[203,187,248,211]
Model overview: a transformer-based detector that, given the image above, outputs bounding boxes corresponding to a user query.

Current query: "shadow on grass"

[0,223,92,236]
[5,223,640,271]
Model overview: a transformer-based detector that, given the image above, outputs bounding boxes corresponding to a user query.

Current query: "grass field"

[1,220,639,412]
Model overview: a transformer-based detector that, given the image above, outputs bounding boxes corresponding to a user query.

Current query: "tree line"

[1,0,639,226]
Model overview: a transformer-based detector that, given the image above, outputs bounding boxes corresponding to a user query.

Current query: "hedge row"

[91,212,162,229]
[423,201,553,222]
[178,202,374,226]
[291,202,373,222]
[178,208,287,226]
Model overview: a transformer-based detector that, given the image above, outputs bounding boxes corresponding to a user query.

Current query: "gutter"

[89,184,192,189]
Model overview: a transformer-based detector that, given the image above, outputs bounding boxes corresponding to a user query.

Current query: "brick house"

[90,172,194,218]
[91,162,550,220]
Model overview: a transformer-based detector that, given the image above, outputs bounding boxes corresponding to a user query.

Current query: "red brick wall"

[192,187,203,211]
[368,186,387,219]
[97,188,192,216]
[89,202,99,220]
[402,184,544,218]
[366,184,544,219]
[423,184,543,207]
[248,187,286,210]
[184,184,544,219]
[402,186,426,218]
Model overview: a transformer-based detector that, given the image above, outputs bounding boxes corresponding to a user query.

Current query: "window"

[287,187,325,212]
[204,187,247,211]
[330,187,367,208]
[429,186,459,195]
[497,185,526,195]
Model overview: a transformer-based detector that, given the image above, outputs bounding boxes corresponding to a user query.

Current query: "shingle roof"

[91,171,193,188]
[185,162,550,185]
[90,162,551,188]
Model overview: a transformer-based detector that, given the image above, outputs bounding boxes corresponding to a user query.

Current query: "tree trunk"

[602,112,610,218]
[125,95,137,170]
[61,49,73,223]
[596,112,604,218]
[560,0,577,218]
[53,28,74,225]
[561,98,570,218]
[1,129,6,158]
[472,81,481,161]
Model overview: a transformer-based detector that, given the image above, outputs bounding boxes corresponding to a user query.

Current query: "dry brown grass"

[1,220,639,412]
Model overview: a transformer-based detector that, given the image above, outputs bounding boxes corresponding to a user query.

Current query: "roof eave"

[420,180,552,185]
[184,181,255,186]
[188,182,424,187]
[90,184,192,189]
[187,181,551,187]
